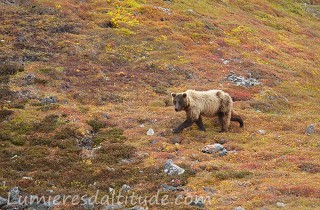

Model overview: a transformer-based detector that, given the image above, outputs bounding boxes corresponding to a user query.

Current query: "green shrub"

[87,119,107,133]
[93,128,126,145]
[214,170,252,180]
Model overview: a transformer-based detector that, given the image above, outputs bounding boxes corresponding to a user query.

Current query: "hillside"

[0,0,320,209]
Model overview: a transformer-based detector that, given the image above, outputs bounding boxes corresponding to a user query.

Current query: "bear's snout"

[175,108,179,112]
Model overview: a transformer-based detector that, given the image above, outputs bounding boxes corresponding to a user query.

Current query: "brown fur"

[171,90,243,133]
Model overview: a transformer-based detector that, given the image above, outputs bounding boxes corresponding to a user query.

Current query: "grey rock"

[103,204,122,210]
[120,158,134,164]
[306,7,320,17]
[257,130,266,135]
[41,96,57,104]
[190,198,205,208]
[146,128,154,136]
[150,140,158,144]
[9,187,20,202]
[121,184,131,192]
[154,6,171,15]
[219,148,228,156]
[0,196,7,207]
[78,137,93,149]
[227,72,260,87]
[234,207,246,210]
[45,190,54,194]
[276,202,285,208]
[133,11,139,16]
[27,195,55,209]
[201,143,224,154]
[222,59,230,65]
[161,184,183,192]
[186,73,195,79]
[125,206,146,210]
[28,201,53,210]
[164,159,185,175]
[82,197,94,210]
[2,204,27,210]
[306,124,315,135]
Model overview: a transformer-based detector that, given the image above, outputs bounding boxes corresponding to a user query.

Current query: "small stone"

[164,159,185,175]
[139,124,145,128]
[150,140,158,144]
[22,176,33,180]
[161,184,183,192]
[190,198,205,208]
[222,59,230,65]
[146,128,154,136]
[121,184,131,192]
[126,206,146,210]
[106,167,115,172]
[201,143,224,154]
[120,158,134,164]
[234,207,246,210]
[82,197,94,210]
[0,197,7,207]
[306,124,315,135]
[219,148,228,156]
[78,137,93,150]
[257,130,266,135]
[41,96,57,104]
[9,187,20,202]
[103,204,122,210]
[187,9,194,13]
[44,201,55,209]
[276,202,285,208]
[2,204,27,210]
[28,200,54,210]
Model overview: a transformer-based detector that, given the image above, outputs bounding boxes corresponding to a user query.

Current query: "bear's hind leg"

[195,116,206,131]
[173,117,194,133]
[218,112,231,132]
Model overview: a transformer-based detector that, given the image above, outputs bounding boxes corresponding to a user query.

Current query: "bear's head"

[171,92,188,112]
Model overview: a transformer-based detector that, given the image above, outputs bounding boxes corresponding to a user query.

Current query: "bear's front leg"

[195,116,206,131]
[172,118,194,133]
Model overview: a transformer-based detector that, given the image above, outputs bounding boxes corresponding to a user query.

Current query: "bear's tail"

[231,110,244,128]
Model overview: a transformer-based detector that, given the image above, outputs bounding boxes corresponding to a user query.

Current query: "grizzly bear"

[171,90,243,133]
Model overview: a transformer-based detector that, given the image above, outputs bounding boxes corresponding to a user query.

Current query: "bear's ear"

[183,93,187,97]
[171,93,176,97]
